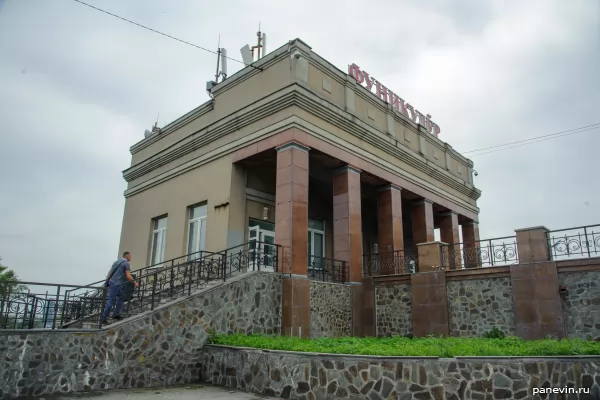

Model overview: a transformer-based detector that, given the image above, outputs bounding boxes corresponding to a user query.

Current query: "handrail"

[440,236,518,268]
[362,249,417,276]
[307,255,347,283]
[68,249,221,294]
[1,242,285,331]
[547,224,600,260]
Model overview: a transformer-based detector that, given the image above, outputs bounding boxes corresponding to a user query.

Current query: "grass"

[209,334,600,357]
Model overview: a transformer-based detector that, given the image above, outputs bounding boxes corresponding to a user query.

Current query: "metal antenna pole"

[215,34,221,83]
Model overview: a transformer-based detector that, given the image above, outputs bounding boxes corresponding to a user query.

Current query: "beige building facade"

[118,38,481,290]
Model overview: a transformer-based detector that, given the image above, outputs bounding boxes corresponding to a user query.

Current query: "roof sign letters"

[348,63,440,137]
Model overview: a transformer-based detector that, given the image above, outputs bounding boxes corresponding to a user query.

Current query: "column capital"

[462,220,479,227]
[276,141,310,153]
[439,211,458,217]
[333,164,361,176]
[377,184,402,192]
[412,198,433,206]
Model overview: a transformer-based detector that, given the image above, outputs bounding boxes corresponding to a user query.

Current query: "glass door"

[260,231,276,272]
[248,222,275,272]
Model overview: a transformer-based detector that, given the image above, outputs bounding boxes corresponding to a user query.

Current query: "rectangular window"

[187,204,207,260]
[151,216,167,265]
[308,218,325,269]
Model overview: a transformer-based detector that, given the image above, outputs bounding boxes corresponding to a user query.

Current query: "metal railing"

[440,236,519,269]
[307,255,347,283]
[65,249,220,300]
[0,281,106,330]
[1,242,285,330]
[362,250,418,276]
[547,224,600,260]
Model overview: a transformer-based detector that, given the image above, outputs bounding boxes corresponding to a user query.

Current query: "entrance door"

[249,223,276,272]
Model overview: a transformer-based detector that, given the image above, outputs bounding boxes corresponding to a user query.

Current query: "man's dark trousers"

[101,283,125,321]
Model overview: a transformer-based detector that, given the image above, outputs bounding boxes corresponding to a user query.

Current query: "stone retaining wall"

[201,345,600,400]
[559,271,600,340]
[0,272,281,400]
[375,284,412,337]
[310,281,351,338]
[374,268,600,340]
[447,277,516,337]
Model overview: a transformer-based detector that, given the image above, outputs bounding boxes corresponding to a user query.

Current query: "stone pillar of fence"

[461,221,481,268]
[515,226,551,264]
[417,241,446,272]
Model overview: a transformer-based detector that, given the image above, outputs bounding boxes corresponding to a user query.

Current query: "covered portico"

[231,128,480,337]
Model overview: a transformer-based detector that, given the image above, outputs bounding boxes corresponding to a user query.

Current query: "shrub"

[483,327,505,339]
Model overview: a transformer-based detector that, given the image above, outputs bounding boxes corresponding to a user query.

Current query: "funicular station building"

[118,38,481,337]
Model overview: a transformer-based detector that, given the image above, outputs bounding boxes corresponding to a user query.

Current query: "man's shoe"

[101,320,108,325]
[113,315,123,320]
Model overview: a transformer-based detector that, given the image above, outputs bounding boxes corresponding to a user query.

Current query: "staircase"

[39,242,286,330]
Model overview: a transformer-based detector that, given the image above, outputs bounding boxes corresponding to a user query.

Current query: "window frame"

[187,203,207,260]
[150,215,168,266]
[308,218,326,269]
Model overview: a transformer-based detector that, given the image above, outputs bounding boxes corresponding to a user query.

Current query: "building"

[118,38,481,336]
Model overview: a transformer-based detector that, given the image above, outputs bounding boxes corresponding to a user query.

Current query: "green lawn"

[209,334,600,357]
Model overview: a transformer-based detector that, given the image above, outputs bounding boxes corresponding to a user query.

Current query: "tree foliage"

[0,257,28,299]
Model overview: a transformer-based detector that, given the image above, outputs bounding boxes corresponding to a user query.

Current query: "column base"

[350,279,375,337]
[281,276,311,338]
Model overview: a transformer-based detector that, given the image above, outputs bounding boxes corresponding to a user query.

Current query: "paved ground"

[30,385,278,400]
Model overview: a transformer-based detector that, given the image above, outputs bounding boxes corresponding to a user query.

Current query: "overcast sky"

[0,0,598,285]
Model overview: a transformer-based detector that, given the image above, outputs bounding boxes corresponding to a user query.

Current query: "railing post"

[515,226,551,264]
[584,227,591,258]
[98,287,107,329]
[150,272,158,311]
[257,242,262,272]
[169,268,175,297]
[29,297,37,329]
[52,285,61,330]
[222,253,227,282]
[187,264,192,296]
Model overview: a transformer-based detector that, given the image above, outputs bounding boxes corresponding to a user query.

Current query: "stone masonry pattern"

[447,277,516,337]
[0,272,281,400]
[559,271,600,340]
[202,345,600,400]
[375,284,412,337]
[310,281,352,338]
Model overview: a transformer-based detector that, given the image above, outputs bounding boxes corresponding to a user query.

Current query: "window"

[187,204,207,260]
[150,216,167,265]
[308,219,325,269]
[248,220,276,271]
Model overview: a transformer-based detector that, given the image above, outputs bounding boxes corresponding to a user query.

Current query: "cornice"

[130,100,214,154]
[123,84,481,202]
[124,115,480,217]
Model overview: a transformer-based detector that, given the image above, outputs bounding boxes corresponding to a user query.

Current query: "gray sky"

[0,0,598,285]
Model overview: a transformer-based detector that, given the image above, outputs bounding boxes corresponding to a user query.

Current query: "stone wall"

[201,345,600,400]
[447,277,516,337]
[375,284,412,337]
[309,281,351,338]
[373,268,600,339]
[559,271,600,340]
[0,272,281,400]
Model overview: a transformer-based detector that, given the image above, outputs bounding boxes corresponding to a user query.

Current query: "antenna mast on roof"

[206,35,228,98]
[240,24,266,65]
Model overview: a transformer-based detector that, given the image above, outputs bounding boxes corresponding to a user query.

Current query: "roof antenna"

[152,112,160,134]
[240,24,266,65]
[206,34,228,98]
[145,112,160,138]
